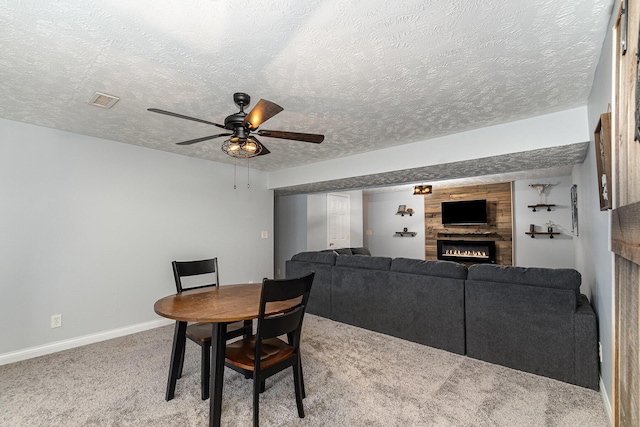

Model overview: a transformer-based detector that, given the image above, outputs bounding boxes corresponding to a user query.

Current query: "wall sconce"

[413,184,432,195]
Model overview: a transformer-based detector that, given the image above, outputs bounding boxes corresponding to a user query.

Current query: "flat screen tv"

[441,199,488,225]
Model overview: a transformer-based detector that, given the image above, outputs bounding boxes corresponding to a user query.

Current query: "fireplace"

[437,240,496,264]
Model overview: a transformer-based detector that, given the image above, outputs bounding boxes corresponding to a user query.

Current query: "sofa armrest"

[574,294,599,390]
[291,251,337,265]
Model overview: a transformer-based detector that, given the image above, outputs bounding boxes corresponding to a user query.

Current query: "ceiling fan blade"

[176,133,232,145]
[257,129,324,143]
[148,108,226,129]
[243,99,283,129]
[247,136,271,156]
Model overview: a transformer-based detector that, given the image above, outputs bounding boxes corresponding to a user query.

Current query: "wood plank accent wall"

[424,182,513,266]
[613,1,640,424]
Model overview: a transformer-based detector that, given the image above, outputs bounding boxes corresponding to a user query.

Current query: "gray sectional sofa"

[286,249,599,390]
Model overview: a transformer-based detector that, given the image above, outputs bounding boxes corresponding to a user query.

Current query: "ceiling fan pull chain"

[234,159,237,190]
[247,158,250,188]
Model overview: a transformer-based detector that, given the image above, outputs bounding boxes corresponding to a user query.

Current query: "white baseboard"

[0,318,174,366]
[600,376,612,425]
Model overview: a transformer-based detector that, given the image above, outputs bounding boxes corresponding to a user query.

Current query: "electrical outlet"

[277,268,281,276]
[598,342,602,362]
[365,229,373,235]
[51,314,62,328]
[261,231,268,239]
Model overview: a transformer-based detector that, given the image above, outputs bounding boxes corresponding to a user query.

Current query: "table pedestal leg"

[209,322,226,427]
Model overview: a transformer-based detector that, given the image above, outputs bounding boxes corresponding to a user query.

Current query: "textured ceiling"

[275,142,588,195]
[1,1,612,175]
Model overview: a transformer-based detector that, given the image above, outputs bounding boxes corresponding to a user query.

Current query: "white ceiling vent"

[89,91,120,109]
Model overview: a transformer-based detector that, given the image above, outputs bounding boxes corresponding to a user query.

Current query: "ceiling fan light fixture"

[221,138,262,158]
[245,142,257,152]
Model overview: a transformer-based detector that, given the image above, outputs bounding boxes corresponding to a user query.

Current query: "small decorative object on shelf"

[524,221,561,238]
[529,183,551,203]
[396,205,414,216]
[527,183,557,211]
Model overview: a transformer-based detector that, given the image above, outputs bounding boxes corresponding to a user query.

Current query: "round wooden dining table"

[154,283,297,427]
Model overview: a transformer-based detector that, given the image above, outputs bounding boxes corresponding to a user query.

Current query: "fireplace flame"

[444,249,488,258]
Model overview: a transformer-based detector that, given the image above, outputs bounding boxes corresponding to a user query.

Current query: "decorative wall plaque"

[594,112,613,210]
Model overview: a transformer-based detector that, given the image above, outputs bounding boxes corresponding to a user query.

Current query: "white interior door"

[327,194,350,249]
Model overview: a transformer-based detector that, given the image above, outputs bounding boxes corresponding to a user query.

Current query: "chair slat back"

[256,272,315,343]
[172,258,219,293]
[260,306,305,340]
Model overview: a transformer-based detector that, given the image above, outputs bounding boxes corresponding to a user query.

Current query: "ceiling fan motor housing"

[224,111,248,131]
[225,93,252,131]
[233,92,250,108]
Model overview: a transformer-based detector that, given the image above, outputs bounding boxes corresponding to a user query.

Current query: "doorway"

[327,193,350,249]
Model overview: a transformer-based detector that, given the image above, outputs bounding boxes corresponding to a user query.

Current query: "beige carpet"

[0,315,609,426]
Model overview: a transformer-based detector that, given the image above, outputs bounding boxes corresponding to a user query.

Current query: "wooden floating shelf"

[396,210,414,216]
[437,232,497,237]
[395,231,417,237]
[525,231,561,239]
[527,204,556,212]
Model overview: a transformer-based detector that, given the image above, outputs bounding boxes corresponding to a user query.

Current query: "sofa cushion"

[350,246,371,256]
[286,253,335,318]
[291,251,337,265]
[386,270,466,354]
[333,248,353,255]
[391,258,467,279]
[335,254,392,271]
[467,264,581,291]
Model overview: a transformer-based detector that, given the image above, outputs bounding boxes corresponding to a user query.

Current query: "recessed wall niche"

[424,182,513,266]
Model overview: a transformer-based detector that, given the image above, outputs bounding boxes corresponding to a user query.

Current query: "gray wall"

[362,176,576,268]
[363,190,425,258]
[274,194,307,278]
[0,118,274,359]
[513,176,575,268]
[274,190,363,278]
[307,191,364,251]
[581,5,616,412]
[307,194,328,250]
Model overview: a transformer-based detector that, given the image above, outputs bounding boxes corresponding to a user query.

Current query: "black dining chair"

[168,257,252,401]
[224,272,315,427]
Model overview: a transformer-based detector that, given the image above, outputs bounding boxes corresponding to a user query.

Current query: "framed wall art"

[571,184,578,236]
[594,112,613,210]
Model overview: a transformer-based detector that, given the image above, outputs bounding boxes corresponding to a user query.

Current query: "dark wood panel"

[615,256,639,427]
[612,202,640,265]
[613,1,640,424]
[424,182,513,266]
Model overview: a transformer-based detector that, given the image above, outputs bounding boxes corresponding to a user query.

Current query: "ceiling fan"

[148,92,324,158]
